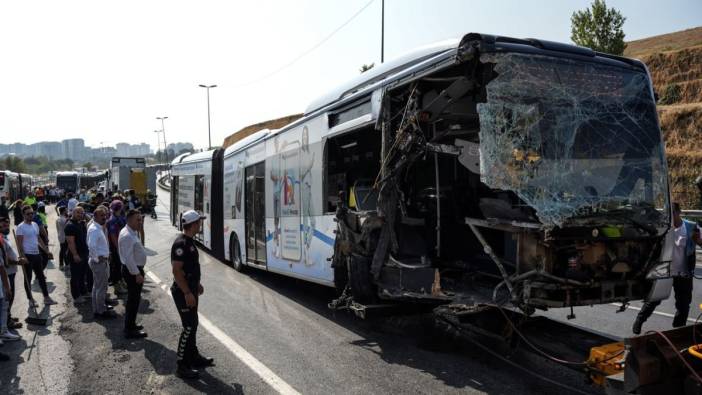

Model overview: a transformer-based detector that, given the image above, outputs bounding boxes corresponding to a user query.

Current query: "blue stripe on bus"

[311,228,335,246]
[263,225,335,246]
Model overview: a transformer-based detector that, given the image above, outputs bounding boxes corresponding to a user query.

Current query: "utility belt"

[672,272,693,278]
[171,279,200,294]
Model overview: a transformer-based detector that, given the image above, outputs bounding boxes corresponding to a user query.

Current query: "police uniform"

[170,232,205,371]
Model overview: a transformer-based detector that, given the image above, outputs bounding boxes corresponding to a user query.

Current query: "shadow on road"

[67,290,244,394]
[236,266,595,394]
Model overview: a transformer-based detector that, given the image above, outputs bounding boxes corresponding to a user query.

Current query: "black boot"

[192,355,215,368]
[632,318,643,335]
[176,362,199,380]
[673,308,689,328]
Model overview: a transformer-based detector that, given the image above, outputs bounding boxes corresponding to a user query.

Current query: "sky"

[0,0,699,151]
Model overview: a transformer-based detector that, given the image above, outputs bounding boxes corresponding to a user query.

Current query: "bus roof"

[304,39,458,115]
[55,171,79,176]
[223,129,271,159]
[172,149,217,166]
[303,33,646,117]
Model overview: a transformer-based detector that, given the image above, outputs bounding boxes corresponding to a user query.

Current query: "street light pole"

[156,116,169,162]
[198,84,217,150]
[153,130,162,163]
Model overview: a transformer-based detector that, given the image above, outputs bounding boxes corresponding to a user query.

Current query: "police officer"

[171,210,214,379]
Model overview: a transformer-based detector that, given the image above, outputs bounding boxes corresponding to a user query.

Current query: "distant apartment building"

[116,142,150,157]
[32,141,63,159]
[0,138,153,161]
[87,146,117,160]
[62,138,86,161]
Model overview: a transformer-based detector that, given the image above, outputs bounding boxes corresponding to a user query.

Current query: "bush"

[659,83,681,105]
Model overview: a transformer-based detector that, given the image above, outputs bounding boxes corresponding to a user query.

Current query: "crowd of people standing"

[0,185,211,379]
[0,188,146,353]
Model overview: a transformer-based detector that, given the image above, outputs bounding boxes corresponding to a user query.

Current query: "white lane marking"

[146,270,300,395]
[610,303,698,323]
[198,314,301,395]
[146,271,162,284]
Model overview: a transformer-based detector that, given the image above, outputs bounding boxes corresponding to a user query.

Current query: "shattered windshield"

[477,52,669,229]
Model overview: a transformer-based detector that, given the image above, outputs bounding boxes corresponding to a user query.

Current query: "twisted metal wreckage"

[330,34,672,318]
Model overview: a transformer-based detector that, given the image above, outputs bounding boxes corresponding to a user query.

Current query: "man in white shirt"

[119,209,147,338]
[87,206,114,319]
[633,203,702,334]
[16,205,55,306]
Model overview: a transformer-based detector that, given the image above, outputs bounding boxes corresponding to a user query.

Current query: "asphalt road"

[0,191,699,394]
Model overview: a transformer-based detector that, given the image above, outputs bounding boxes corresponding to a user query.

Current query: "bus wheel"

[230,236,245,272]
[347,253,376,304]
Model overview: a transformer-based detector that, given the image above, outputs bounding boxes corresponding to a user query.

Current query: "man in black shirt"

[0,197,8,219]
[65,207,91,303]
[171,210,213,379]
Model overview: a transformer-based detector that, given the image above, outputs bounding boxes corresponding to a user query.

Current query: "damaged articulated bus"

[171,33,672,316]
[330,33,672,314]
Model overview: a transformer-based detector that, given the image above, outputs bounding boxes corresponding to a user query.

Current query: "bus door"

[245,162,266,266]
[194,175,204,241]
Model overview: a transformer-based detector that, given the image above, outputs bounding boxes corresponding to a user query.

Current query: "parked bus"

[80,171,109,190]
[18,173,34,198]
[171,33,673,312]
[0,171,21,201]
[56,171,80,194]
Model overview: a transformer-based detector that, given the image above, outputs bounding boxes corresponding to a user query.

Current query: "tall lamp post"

[156,116,169,162]
[153,130,162,163]
[198,84,217,150]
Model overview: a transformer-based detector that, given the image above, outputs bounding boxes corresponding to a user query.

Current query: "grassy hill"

[625,27,702,208]
[624,27,702,59]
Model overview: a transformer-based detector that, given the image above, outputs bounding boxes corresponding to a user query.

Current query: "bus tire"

[230,235,245,272]
[347,253,376,304]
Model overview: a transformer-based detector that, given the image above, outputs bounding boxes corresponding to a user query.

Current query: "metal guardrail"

[157,174,170,192]
[683,210,702,219]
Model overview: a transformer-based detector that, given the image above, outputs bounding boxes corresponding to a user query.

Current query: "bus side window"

[325,126,380,213]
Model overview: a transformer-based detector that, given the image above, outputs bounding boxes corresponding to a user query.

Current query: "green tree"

[3,156,25,173]
[359,63,375,73]
[571,0,626,55]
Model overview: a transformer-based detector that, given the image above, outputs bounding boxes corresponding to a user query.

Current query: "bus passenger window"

[325,127,381,212]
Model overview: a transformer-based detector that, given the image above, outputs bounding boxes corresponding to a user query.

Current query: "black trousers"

[109,249,122,285]
[172,285,199,366]
[637,276,694,327]
[122,266,144,331]
[24,254,49,297]
[69,255,88,299]
[59,242,67,266]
